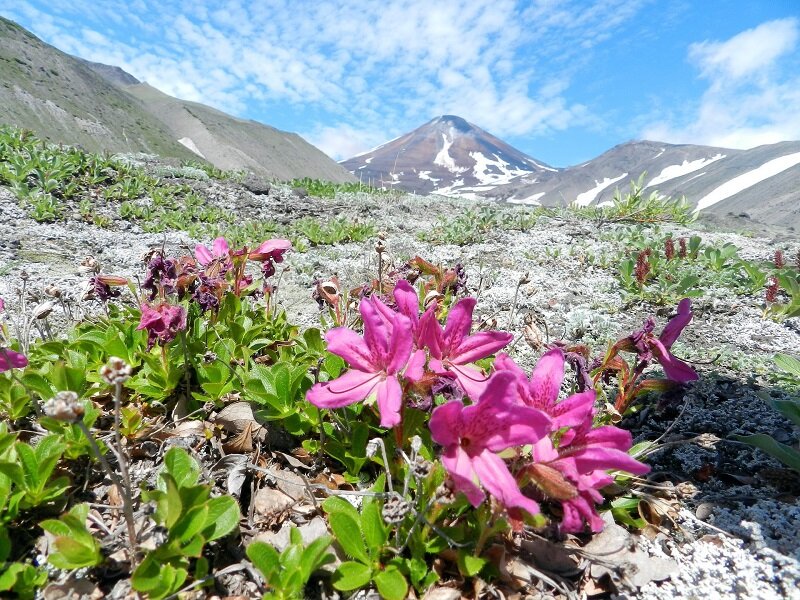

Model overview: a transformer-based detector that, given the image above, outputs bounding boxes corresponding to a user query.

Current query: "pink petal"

[306,369,381,408]
[493,353,527,379]
[550,390,596,429]
[441,445,484,507]
[471,450,540,516]
[443,297,476,351]
[404,349,426,382]
[650,339,698,382]
[449,363,492,401]
[659,298,692,349]
[429,400,464,448]
[0,349,28,371]
[452,331,513,365]
[561,496,605,533]
[194,244,213,265]
[528,348,565,409]
[393,280,420,328]
[325,327,376,371]
[386,313,413,375]
[375,376,403,428]
[417,306,444,359]
[570,447,650,475]
[212,237,230,258]
[0,297,5,311]
[361,299,391,366]
[252,238,291,256]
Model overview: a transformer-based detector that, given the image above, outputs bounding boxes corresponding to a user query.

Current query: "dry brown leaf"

[43,579,103,599]
[215,401,267,443]
[253,487,293,519]
[222,420,254,453]
[274,468,308,501]
[421,587,462,600]
[520,536,580,575]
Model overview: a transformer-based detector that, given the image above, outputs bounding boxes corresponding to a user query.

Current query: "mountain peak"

[342,117,555,197]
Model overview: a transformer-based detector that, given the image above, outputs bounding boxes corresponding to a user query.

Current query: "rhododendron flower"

[526,406,650,532]
[429,371,551,515]
[306,295,423,428]
[0,297,5,312]
[627,298,698,383]
[137,302,187,349]
[249,239,292,278]
[0,348,27,372]
[495,348,595,430]
[195,237,231,266]
[418,297,513,399]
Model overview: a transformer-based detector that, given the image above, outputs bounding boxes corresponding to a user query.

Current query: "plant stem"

[77,419,138,568]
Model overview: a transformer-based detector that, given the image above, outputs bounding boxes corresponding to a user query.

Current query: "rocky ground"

[1,168,799,599]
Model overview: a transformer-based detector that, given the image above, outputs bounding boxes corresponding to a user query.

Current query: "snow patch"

[418,170,440,183]
[508,192,545,205]
[470,151,534,186]
[646,154,725,188]
[653,147,666,159]
[574,173,628,207]
[177,137,205,159]
[694,152,800,212]
[434,133,467,174]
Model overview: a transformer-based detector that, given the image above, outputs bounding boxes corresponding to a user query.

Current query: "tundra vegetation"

[0,125,798,599]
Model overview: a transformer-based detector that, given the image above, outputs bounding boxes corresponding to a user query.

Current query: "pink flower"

[306,295,422,428]
[0,348,27,372]
[429,371,551,515]
[418,297,513,399]
[248,239,292,262]
[527,412,650,532]
[137,302,187,349]
[194,237,230,266]
[0,297,5,312]
[628,298,698,383]
[494,348,595,430]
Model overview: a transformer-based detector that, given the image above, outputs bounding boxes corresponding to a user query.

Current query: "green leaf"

[732,433,800,472]
[171,505,209,545]
[247,541,280,580]
[775,353,800,378]
[328,512,369,564]
[163,447,200,488]
[332,561,372,591]
[361,498,388,550]
[322,496,361,521]
[458,552,487,577]
[201,495,240,541]
[374,567,408,600]
[771,398,800,428]
[47,536,102,569]
[300,535,334,581]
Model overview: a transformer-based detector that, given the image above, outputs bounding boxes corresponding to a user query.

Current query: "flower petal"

[0,349,28,371]
[386,313,413,375]
[375,376,403,428]
[393,280,420,329]
[449,363,492,401]
[650,339,698,382]
[306,369,380,408]
[429,400,464,448]
[528,347,565,409]
[361,299,391,365]
[194,244,212,266]
[452,331,513,365]
[325,327,375,371]
[443,297,476,351]
[471,449,540,516]
[417,306,444,359]
[404,349,426,382]
[550,389,596,429]
[250,239,291,261]
[441,445,484,507]
[212,237,230,258]
[571,447,650,475]
[659,298,692,349]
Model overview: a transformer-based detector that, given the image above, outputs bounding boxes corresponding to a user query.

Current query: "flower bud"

[100,357,132,385]
[43,391,84,423]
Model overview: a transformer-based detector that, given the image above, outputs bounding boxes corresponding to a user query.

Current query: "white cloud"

[3,0,649,156]
[643,18,800,149]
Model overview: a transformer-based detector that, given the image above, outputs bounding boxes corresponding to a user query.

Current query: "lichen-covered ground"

[1,166,799,599]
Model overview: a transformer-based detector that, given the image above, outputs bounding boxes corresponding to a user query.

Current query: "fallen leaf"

[254,487,293,520]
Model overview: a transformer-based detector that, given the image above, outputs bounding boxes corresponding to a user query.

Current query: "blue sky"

[2,1,799,167]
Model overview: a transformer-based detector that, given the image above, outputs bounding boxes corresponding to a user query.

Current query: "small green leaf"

[732,433,800,472]
[328,512,369,564]
[163,447,200,488]
[771,398,800,428]
[458,552,487,577]
[201,495,240,541]
[247,541,280,580]
[361,498,388,550]
[374,567,408,600]
[332,561,372,591]
[775,353,800,378]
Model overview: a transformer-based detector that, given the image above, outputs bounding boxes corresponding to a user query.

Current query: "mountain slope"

[341,115,554,196]
[124,83,354,182]
[0,17,196,160]
[490,139,800,228]
[0,17,354,182]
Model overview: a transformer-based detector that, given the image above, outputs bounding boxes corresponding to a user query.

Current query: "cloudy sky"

[2,1,798,167]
